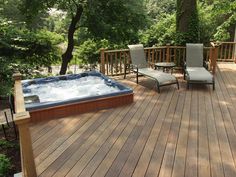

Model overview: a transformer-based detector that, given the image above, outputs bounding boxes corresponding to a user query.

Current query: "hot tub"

[22,71,133,122]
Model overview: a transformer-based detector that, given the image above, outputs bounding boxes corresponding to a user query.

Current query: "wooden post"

[212,44,219,75]
[166,44,170,62]
[100,48,105,74]
[234,26,236,62]
[13,73,37,177]
[209,47,213,71]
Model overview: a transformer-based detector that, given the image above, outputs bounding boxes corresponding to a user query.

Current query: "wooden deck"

[30,63,236,177]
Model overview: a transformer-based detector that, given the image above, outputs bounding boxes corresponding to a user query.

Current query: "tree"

[21,0,146,75]
[176,0,199,45]
[145,0,176,20]
[211,0,236,41]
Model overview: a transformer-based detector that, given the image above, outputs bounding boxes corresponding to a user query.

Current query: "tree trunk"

[176,0,199,45]
[59,5,83,75]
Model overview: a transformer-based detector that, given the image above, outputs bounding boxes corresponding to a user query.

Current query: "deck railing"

[216,42,236,62]
[100,44,220,76]
[13,73,37,177]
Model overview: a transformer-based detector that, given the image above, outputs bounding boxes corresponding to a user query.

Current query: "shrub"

[0,154,11,176]
[139,14,176,46]
[74,39,111,65]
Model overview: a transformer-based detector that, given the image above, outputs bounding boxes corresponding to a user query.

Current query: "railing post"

[100,48,105,74]
[166,44,170,62]
[13,73,37,177]
[234,27,236,62]
[214,45,219,74]
[210,43,219,75]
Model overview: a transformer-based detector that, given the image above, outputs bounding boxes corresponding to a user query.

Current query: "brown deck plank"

[172,91,191,177]
[144,90,179,177]
[158,91,185,177]
[27,64,236,177]
[65,84,156,177]
[30,119,63,142]
[51,85,145,177]
[185,89,198,177]
[206,90,224,177]
[34,113,95,165]
[212,68,236,177]
[198,90,211,177]
[78,87,162,177]
[97,87,173,177]
[117,89,168,177]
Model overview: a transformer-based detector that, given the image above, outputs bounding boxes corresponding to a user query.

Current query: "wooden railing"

[216,42,236,62]
[100,44,219,76]
[13,73,37,177]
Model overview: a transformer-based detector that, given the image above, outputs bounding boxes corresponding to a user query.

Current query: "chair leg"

[176,80,179,90]
[136,72,138,84]
[4,111,18,140]
[157,86,160,93]
[2,125,7,140]
[12,122,18,140]
[4,112,10,127]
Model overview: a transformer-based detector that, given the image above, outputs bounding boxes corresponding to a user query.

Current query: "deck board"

[29,63,236,177]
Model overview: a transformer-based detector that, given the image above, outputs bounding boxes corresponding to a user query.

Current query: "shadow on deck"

[30,63,236,177]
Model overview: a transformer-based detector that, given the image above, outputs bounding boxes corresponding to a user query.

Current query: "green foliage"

[211,0,236,41]
[145,0,176,20]
[139,14,176,46]
[74,39,110,65]
[0,0,24,22]
[0,154,11,176]
[0,57,46,96]
[0,140,16,149]
[84,0,147,44]
[198,2,215,44]
[0,18,64,95]
[0,20,63,67]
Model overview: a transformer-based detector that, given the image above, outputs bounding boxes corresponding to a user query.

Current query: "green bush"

[0,154,11,176]
[74,39,110,65]
[139,14,176,46]
[0,20,63,67]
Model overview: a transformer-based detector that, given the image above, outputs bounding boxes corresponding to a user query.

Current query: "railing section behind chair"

[216,42,236,62]
[13,73,37,177]
[100,45,218,76]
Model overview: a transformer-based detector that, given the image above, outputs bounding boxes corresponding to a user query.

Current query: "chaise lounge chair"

[184,43,215,90]
[125,44,179,93]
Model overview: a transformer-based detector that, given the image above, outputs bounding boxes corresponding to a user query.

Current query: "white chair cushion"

[138,68,177,85]
[186,67,213,81]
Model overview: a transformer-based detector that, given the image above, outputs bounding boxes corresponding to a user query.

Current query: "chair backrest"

[128,44,147,68]
[186,43,204,67]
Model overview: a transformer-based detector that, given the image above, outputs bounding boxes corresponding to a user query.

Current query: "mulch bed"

[0,99,21,177]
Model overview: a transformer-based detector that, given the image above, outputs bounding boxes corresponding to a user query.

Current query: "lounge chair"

[125,44,179,93]
[184,43,215,90]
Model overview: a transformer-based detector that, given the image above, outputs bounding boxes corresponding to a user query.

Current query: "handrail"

[211,41,236,62]
[13,73,37,177]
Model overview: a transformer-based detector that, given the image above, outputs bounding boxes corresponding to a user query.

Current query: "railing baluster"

[115,52,118,75]
[120,51,123,74]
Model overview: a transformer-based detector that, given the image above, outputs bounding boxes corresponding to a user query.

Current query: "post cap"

[13,73,22,81]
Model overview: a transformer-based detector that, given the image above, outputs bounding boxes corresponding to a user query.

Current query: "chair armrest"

[130,64,148,69]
